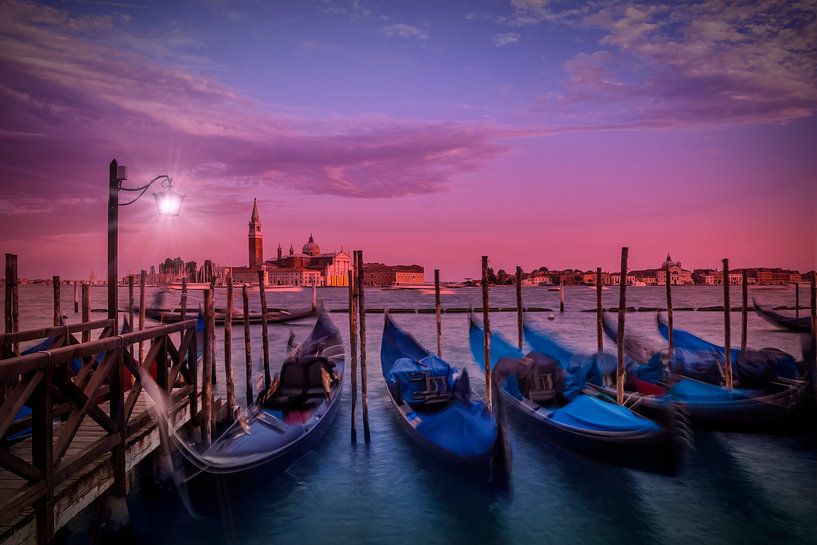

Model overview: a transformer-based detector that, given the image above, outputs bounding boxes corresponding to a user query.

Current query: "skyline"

[1,0,815,280]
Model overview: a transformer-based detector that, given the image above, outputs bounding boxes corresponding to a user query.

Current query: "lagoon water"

[6,284,816,545]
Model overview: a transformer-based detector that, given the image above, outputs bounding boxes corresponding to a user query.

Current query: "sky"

[0,0,815,280]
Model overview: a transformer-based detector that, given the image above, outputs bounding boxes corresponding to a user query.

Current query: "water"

[5,285,816,545]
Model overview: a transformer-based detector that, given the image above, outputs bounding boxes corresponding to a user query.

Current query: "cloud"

[0,0,504,213]
[379,23,429,41]
[547,0,817,128]
[493,32,520,47]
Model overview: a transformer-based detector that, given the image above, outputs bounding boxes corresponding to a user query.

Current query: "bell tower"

[248,198,263,269]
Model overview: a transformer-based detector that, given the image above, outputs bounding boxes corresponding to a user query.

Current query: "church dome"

[662,253,677,269]
[302,234,320,256]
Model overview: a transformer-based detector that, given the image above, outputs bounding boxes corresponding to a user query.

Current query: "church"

[230,199,352,287]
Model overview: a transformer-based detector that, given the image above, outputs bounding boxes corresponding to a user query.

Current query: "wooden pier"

[0,318,199,544]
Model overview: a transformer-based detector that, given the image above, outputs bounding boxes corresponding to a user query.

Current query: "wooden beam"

[616,247,629,405]
[481,256,492,410]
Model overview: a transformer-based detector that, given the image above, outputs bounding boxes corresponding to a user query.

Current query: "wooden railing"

[0,319,198,543]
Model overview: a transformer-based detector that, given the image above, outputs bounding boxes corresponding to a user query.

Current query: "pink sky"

[1,1,815,280]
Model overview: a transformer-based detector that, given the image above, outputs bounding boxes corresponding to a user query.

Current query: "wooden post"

[31,361,53,543]
[795,282,800,318]
[201,288,214,446]
[355,251,370,443]
[723,259,733,389]
[180,277,188,321]
[81,282,90,343]
[224,273,236,412]
[4,254,19,355]
[559,279,565,313]
[596,267,604,352]
[435,269,443,357]
[348,269,358,443]
[616,247,628,405]
[810,274,816,399]
[481,256,492,410]
[242,284,253,406]
[515,266,523,351]
[52,276,60,327]
[665,263,673,357]
[741,269,748,354]
[107,159,120,335]
[139,270,146,365]
[258,269,271,389]
[73,281,79,313]
[209,278,216,385]
[127,275,134,343]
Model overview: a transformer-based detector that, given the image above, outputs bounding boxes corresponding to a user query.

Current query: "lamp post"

[107,159,184,332]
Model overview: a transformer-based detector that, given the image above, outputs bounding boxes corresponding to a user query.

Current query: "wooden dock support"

[559,279,565,313]
[139,270,146,365]
[242,284,253,406]
[516,266,524,351]
[665,263,674,357]
[616,247,629,405]
[224,273,236,412]
[481,256,492,410]
[435,269,443,357]
[348,269,358,443]
[81,282,90,343]
[355,250,370,443]
[741,269,748,354]
[73,281,79,313]
[201,288,214,446]
[723,258,733,389]
[596,267,603,352]
[52,276,60,327]
[4,255,17,353]
[258,270,271,389]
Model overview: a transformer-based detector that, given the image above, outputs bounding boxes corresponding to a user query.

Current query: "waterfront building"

[363,263,425,286]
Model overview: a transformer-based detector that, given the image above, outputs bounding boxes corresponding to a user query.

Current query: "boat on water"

[470,317,688,475]
[591,313,807,428]
[380,314,510,484]
[754,300,812,333]
[172,307,345,475]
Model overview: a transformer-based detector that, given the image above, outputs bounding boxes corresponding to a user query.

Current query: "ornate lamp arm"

[118,175,173,206]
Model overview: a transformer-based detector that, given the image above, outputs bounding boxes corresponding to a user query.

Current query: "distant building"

[630,254,693,286]
[363,263,425,286]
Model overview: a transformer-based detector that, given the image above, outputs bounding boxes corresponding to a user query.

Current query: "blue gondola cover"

[550,395,661,433]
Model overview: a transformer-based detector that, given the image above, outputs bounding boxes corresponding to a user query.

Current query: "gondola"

[655,312,800,382]
[171,307,344,475]
[754,300,812,333]
[471,317,688,475]
[144,306,317,325]
[594,313,807,428]
[380,314,510,484]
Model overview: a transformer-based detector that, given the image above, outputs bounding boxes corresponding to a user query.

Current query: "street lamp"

[108,159,184,331]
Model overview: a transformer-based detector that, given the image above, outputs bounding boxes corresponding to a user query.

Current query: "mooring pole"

[224,273,236,412]
[741,269,748,354]
[242,284,253,406]
[810,274,816,399]
[52,276,60,327]
[81,282,90,344]
[73,281,79,313]
[348,269,358,443]
[723,258,733,389]
[5,254,19,355]
[515,266,524,351]
[616,247,629,405]
[258,269,271,389]
[559,279,565,313]
[795,282,800,318]
[435,269,443,357]
[128,276,134,357]
[201,288,214,445]
[665,263,673,357]
[596,267,603,352]
[139,270,146,365]
[180,277,188,321]
[481,256,492,410]
[356,251,371,443]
